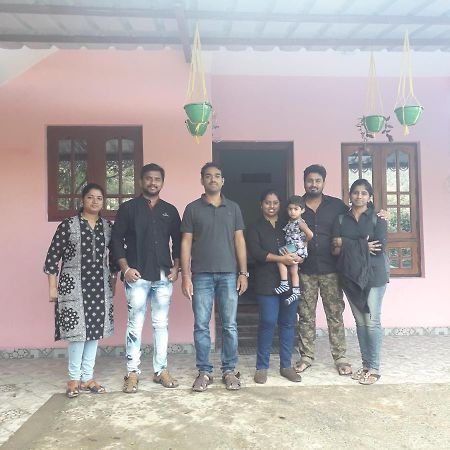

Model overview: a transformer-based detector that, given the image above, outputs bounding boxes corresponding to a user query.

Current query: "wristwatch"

[238,271,249,278]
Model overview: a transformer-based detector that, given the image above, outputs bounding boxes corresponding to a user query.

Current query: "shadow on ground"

[3,383,450,450]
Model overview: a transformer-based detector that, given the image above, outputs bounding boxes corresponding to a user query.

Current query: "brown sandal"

[192,372,213,392]
[66,380,79,398]
[153,370,179,388]
[222,371,241,391]
[79,379,106,394]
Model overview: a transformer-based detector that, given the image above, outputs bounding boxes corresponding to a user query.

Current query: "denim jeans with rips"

[125,271,173,375]
[192,272,238,374]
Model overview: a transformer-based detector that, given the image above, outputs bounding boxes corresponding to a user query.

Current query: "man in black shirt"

[296,164,353,375]
[112,163,181,392]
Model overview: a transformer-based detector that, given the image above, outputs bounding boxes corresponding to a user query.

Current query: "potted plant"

[357,53,393,142]
[357,115,393,142]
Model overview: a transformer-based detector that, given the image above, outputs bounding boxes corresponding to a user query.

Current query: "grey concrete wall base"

[1,326,449,359]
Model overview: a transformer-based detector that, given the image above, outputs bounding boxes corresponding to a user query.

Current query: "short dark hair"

[201,162,223,178]
[349,178,374,197]
[287,195,305,209]
[259,188,281,203]
[304,164,327,181]
[141,163,165,181]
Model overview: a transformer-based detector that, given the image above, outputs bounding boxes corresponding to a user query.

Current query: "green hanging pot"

[184,102,212,123]
[394,105,423,126]
[363,115,386,133]
[185,119,209,136]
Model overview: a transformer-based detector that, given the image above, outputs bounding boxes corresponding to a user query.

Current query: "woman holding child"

[247,189,312,384]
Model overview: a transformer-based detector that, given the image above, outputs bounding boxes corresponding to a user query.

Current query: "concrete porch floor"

[1,335,450,449]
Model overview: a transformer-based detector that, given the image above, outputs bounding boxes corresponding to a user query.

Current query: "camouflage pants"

[297,273,348,364]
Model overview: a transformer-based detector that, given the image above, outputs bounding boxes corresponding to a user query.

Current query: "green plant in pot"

[357,53,393,142]
[357,115,393,142]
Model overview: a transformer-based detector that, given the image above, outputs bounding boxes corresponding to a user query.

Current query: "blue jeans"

[256,295,298,370]
[192,273,238,373]
[349,285,386,371]
[125,273,173,375]
[68,340,98,382]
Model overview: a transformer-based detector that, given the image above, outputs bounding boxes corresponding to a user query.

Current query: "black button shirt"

[301,194,348,275]
[111,196,181,282]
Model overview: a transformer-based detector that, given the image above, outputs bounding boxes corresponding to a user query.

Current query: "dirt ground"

[3,383,450,450]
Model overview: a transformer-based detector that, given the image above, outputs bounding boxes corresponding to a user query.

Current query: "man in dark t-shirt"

[181,162,248,392]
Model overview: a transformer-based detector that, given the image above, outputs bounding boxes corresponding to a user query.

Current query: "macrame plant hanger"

[394,31,423,135]
[184,25,212,143]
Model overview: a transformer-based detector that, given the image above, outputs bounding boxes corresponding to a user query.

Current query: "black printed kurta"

[44,215,116,342]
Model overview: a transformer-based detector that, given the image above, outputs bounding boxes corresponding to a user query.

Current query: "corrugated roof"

[0,0,449,59]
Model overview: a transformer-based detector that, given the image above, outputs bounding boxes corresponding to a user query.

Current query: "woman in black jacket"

[331,179,389,385]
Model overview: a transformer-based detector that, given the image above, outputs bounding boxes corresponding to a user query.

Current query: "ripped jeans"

[125,272,173,375]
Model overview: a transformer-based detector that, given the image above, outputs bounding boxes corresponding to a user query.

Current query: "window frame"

[47,126,143,222]
[341,142,422,277]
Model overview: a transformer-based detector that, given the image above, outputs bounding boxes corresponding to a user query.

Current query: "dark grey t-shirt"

[181,195,245,273]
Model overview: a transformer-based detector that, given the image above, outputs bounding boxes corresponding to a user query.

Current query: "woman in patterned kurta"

[44,183,118,398]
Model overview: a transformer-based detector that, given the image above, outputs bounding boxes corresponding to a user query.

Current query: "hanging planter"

[356,53,393,142]
[185,119,209,136]
[184,25,212,142]
[184,102,212,123]
[363,115,386,133]
[394,31,423,135]
[394,105,423,126]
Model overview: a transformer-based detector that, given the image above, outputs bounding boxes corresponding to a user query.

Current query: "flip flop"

[65,380,79,399]
[79,380,106,394]
[294,360,312,374]
[336,362,353,376]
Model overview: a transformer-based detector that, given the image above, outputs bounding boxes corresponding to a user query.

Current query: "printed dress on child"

[283,219,309,259]
[44,215,116,342]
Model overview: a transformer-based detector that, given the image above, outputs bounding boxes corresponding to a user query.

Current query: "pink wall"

[0,50,212,348]
[0,49,449,349]
[211,74,450,328]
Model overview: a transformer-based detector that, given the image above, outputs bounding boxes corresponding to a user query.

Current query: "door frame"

[212,140,295,306]
[212,140,295,200]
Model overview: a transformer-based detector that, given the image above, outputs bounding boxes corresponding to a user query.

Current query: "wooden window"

[47,126,143,221]
[341,142,422,276]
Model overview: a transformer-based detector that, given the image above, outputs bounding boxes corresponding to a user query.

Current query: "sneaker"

[123,371,139,393]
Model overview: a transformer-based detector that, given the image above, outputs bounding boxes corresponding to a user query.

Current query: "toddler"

[275,195,313,305]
